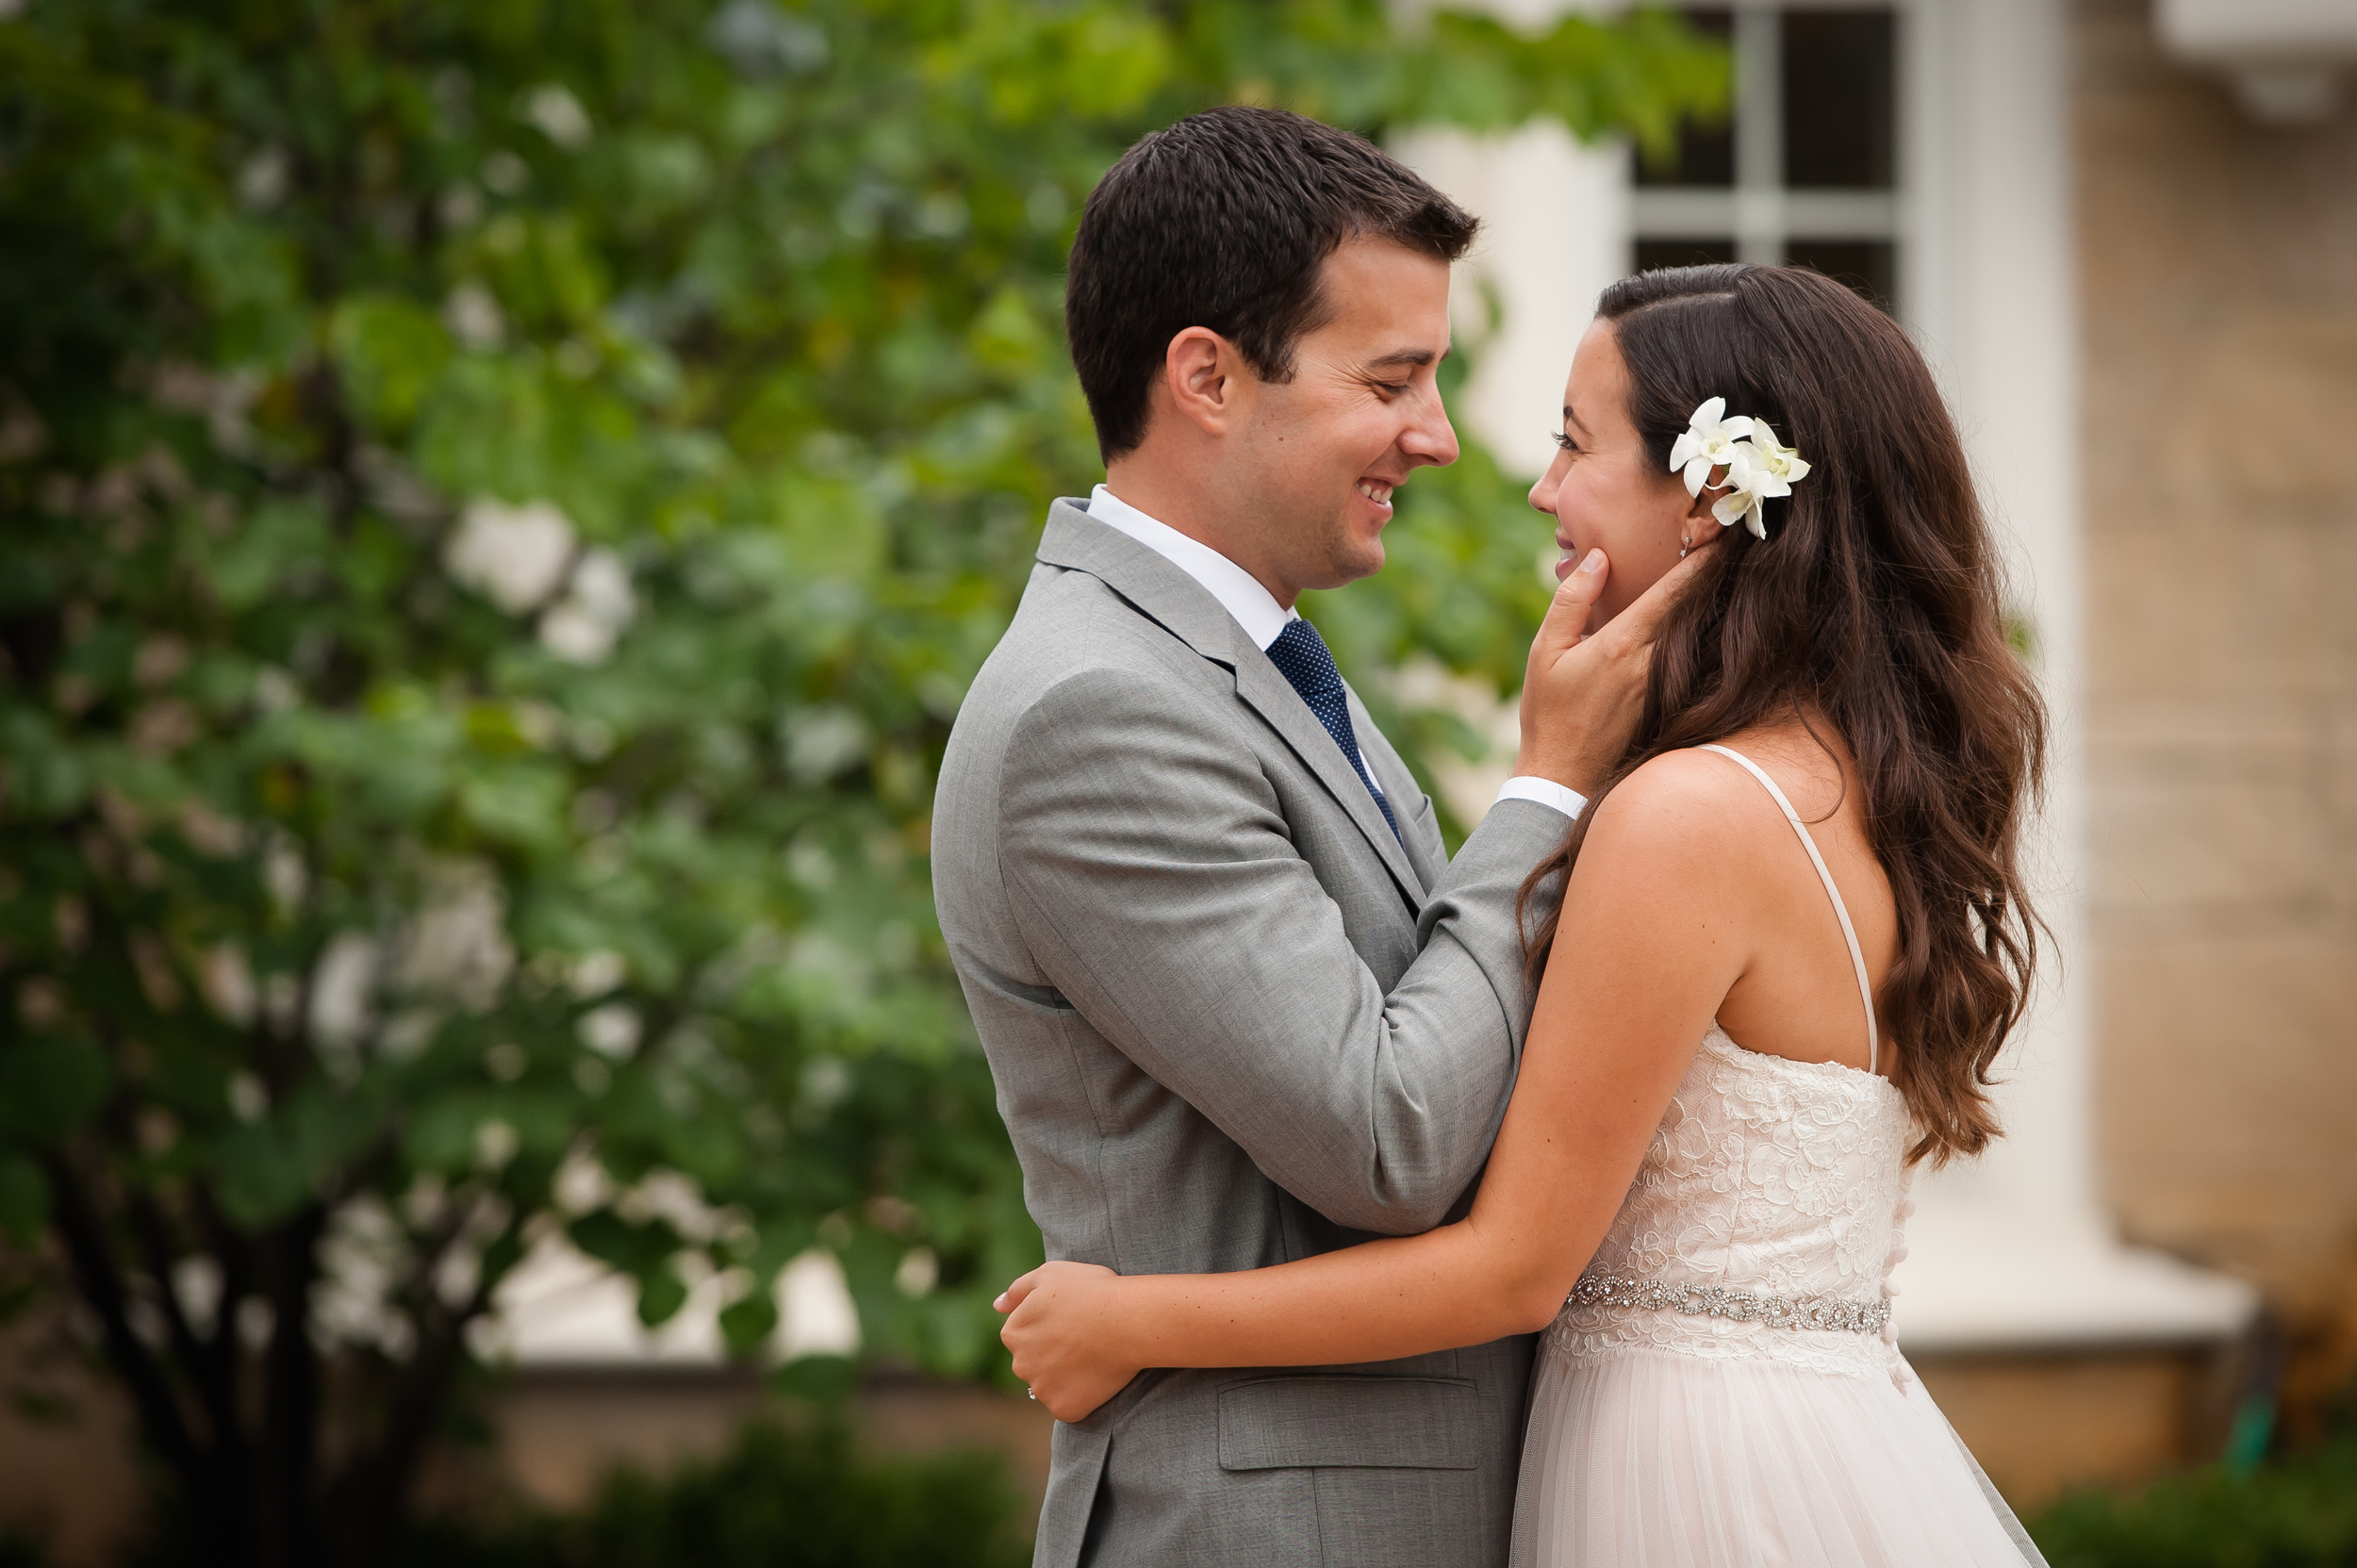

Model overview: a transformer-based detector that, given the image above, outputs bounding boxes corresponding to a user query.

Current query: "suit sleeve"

[997,666,1569,1235]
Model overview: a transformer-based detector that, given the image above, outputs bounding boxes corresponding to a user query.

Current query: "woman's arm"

[997,751,1762,1421]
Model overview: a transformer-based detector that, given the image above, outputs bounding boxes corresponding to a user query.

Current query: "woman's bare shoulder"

[1578,747,1777,879]
[1592,746,1781,829]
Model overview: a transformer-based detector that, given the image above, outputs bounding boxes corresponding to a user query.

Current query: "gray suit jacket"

[933,500,1570,1568]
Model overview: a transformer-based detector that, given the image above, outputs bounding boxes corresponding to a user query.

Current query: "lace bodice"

[1544,745,1920,1382]
[1546,1025,1914,1378]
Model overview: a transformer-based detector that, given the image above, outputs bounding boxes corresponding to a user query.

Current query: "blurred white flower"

[264,834,308,910]
[200,942,257,1027]
[568,949,627,998]
[777,1249,860,1359]
[536,603,610,664]
[617,1169,727,1241]
[894,1246,938,1298]
[474,1119,519,1171]
[521,83,591,150]
[237,146,289,210]
[397,859,515,1010]
[553,1149,614,1214]
[537,548,635,665]
[173,1258,223,1339]
[253,667,300,713]
[314,1197,415,1359]
[784,706,867,781]
[569,548,635,623]
[227,1071,269,1124]
[576,1002,641,1061]
[444,498,576,613]
[308,933,380,1048]
[442,281,506,350]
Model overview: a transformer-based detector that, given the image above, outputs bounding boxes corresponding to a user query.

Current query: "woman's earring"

[1679,533,1691,560]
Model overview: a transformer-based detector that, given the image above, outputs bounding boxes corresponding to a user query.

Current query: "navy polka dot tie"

[1264,617,1402,845]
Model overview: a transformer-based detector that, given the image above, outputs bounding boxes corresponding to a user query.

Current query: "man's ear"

[1162,326,1244,438]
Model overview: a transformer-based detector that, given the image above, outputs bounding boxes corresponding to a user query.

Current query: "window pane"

[1635,239,1740,274]
[1634,9,1734,189]
[1781,9,1896,190]
[1784,239,1896,311]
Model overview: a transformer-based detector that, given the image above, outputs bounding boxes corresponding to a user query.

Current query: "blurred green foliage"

[0,0,1723,1561]
[2030,1435,2357,1568]
[396,1419,1030,1568]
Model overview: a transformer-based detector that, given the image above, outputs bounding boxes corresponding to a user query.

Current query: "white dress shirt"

[1086,485,1587,823]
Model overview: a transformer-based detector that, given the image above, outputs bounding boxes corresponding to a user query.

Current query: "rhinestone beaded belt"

[1567,1270,1891,1335]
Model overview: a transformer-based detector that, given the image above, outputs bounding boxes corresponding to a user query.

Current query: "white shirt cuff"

[1495,775,1589,822]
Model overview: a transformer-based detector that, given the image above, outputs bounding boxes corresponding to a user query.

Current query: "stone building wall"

[2076,0,2357,1362]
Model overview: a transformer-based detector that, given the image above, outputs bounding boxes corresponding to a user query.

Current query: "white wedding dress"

[1509,745,2045,1568]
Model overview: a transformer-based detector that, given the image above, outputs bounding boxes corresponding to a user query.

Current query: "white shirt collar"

[1087,484,1298,652]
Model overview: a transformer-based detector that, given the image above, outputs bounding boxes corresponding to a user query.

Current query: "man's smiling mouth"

[1355,480,1394,505]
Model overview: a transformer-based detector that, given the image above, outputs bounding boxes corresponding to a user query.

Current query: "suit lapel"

[1034,500,1426,911]
[1230,652,1425,907]
[1036,500,1243,665]
[1351,690,1440,894]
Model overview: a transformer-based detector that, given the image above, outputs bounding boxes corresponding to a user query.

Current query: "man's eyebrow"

[1360,345,1448,371]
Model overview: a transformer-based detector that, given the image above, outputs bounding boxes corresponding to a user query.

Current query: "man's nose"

[1400,392,1459,469]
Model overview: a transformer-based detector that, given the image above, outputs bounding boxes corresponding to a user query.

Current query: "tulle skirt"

[1508,1345,2035,1568]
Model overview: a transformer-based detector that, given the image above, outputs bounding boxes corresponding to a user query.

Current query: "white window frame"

[1629,0,1905,305]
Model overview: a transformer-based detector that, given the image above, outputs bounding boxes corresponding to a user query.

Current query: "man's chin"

[1326,533,1386,586]
[1284,518,1386,594]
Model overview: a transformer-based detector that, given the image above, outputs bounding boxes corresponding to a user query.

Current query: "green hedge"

[2031,1437,2357,1568]
[404,1421,1029,1568]
[101,1418,1028,1568]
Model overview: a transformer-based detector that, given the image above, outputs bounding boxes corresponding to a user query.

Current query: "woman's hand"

[995,1261,1139,1423]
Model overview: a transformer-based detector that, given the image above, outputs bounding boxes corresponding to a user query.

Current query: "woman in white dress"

[995,263,2050,1567]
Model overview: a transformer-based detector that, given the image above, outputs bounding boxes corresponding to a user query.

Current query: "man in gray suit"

[933,107,1679,1568]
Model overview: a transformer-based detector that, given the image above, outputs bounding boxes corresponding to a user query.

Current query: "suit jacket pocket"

[1214,1374,1479,1471]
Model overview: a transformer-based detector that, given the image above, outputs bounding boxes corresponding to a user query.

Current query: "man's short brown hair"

[1064,107,1478,461]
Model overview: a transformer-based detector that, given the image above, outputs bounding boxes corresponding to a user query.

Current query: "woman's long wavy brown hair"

[1521,264,2047,1165]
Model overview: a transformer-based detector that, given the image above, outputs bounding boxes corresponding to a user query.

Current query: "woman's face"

[1528,319,1710,629]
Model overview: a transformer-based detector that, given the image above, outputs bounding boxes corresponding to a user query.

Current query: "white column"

[1879,0,2251,1349]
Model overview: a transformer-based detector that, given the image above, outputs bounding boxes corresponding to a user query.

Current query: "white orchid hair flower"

[1747,420,1811,488]
[1712,482,1769,539]
[1667,399,1810,539]
[1667,396,1756,498]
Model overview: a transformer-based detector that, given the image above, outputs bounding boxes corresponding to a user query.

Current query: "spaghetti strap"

[1696,744,1881,1075]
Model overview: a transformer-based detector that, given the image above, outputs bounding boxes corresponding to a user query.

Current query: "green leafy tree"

[0,1,1724,1562]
